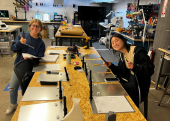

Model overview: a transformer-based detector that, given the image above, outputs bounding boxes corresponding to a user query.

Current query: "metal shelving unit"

[0,34,13,56]
[128,21,156,28]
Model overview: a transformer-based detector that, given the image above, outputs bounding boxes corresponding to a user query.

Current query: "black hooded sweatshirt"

[109,46,155,102]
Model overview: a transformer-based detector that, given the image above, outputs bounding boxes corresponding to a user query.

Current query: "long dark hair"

[110,34,130,54]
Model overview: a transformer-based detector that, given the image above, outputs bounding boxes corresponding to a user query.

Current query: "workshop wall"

[112,0,158,28]
[0,0,100,23]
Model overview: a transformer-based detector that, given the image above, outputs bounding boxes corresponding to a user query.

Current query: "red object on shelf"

[150,48,155,63]
[149,17,153,25]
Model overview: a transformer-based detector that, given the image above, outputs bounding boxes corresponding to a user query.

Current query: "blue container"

[72,19,74,25]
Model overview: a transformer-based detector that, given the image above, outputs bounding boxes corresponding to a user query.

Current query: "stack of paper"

[50,46,67,49]
[22,53,59,63]
[22,53,40,58]
[46,50,65,54]
[93,96,134,113]
[39,55,59,62]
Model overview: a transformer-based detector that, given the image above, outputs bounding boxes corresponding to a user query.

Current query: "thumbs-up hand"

[20,34,27,44]
[127,61,134,69]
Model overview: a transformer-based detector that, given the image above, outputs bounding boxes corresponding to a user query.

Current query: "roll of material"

[60,30,83,36]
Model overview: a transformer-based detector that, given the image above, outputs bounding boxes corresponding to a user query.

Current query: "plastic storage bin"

[48,25,58,39]
[48,25,54,39]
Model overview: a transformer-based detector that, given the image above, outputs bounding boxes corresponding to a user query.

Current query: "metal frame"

[158,76,170,106]
[22,86,63,101]
[87,72,118,83]
[37,73,68,82]
[89,96,134,114]
[155,51,165,89]
[18,101,65,121]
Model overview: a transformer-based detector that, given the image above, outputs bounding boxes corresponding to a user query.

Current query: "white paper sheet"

[93,96,134,113]
[22,53,41,58]
[50,46,68,49]
[73,25,81,27]
[63,98,83,121]
[47,50,65,54]
[39,55,59,62]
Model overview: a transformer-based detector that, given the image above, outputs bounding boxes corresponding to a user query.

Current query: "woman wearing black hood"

[103,34,154,107]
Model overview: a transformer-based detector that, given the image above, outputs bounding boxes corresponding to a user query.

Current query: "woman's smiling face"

[30,22,41,36]
[111,37,125,51]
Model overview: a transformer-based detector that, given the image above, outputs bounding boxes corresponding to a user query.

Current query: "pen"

[25,43,34,49]
[23,31,34,49]
[101,56,108,65]
[125,57,128,62]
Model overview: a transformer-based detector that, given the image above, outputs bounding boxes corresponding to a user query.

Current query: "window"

[35,13,42,21]
[43,13,50,22]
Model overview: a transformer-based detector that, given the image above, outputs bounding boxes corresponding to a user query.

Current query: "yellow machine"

[116,28,124,32]
[84,37,91,49]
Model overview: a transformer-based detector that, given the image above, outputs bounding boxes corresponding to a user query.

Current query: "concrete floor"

[0,39,170,121]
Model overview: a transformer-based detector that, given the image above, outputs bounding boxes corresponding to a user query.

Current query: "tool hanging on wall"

[53,4,63,7]
[73,4,76,8]
[23,4,29,11]
[15,0,25,5]
[35,2,38,6]
[16,0,30,10]
[22,0,29,5]
[13,3,22,9]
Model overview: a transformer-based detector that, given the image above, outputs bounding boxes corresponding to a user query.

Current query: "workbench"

[11,46,146,121]
[0,25,22,56]
[55,25,92,47]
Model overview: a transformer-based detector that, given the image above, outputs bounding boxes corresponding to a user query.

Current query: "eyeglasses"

[31,25,40,29]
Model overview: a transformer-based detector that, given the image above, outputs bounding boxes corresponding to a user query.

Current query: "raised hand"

[127,61,134,69]
[20,34,27,44]
[103,61,111,67]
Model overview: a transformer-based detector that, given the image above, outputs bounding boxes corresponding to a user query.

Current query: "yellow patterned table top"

[11,47,146,121]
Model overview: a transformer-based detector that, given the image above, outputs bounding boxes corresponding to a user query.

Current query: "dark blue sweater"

[11,32,45,65]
